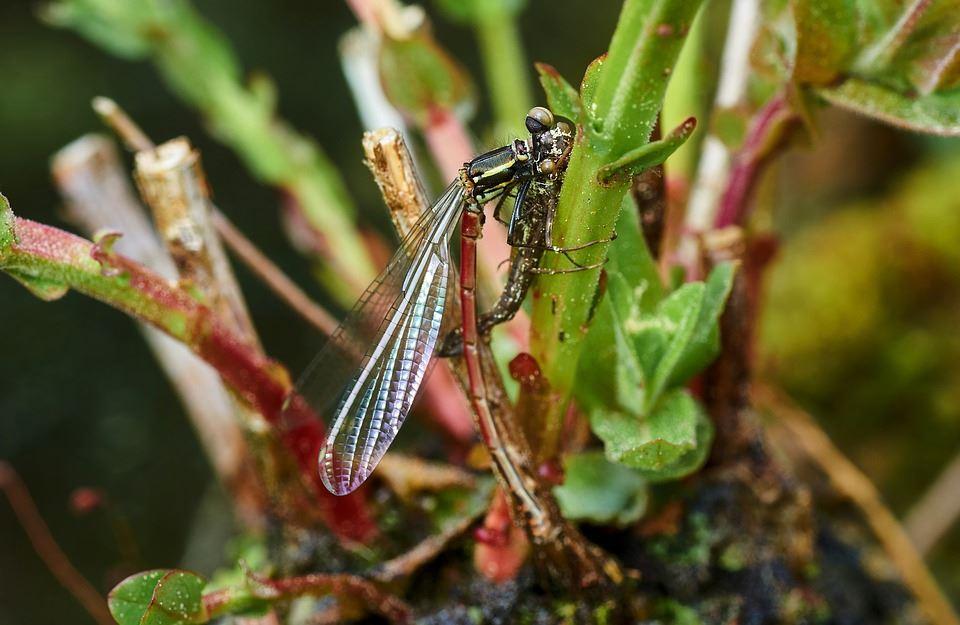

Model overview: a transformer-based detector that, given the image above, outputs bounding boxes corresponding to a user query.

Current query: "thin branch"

[0,462,114,625]
[373,482,489,583]
[134,137,261,349]
[51,135,267,526]
[361,128,431,236]
[905,449,960,556]
[210,210,339,337]
[755,384,960,625]
[94,97,340,338]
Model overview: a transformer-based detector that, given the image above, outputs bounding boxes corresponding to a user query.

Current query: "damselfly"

[289,107,578,496]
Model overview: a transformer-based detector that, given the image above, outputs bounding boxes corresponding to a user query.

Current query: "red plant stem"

[0,462,114,625]
[1,216,375,543]
[457,210,621,589]
[204,573,412,624]
[459,209,544,524]
[713,95,795,228]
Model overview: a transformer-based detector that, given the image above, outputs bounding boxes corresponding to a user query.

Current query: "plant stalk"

[529,0,705,430]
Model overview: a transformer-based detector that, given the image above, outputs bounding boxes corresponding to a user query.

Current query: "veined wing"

[288,182,465,496]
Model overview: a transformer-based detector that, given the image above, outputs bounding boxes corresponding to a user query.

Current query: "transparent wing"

[286,182,465,495]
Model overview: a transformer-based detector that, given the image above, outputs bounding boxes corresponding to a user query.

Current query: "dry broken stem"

[94,97,340,338]
[51,135,267,525]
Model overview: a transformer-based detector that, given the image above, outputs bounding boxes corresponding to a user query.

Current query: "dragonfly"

[289,107,583,496]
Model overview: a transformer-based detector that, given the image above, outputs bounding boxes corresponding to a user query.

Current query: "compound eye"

[525,106,555,134]
[539,158,556,174]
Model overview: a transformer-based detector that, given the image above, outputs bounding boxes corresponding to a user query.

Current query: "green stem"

[529,0,704,424]
[474,5,533,138]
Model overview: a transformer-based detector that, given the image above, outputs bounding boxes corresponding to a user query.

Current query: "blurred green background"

[0,0,958,622]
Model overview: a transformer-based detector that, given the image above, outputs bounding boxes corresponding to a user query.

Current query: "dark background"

[1,1,958,622]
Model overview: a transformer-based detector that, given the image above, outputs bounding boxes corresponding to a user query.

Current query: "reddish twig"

[204,572,412,625]
[457,208,622,591]
[0,206,374,542]
[51,135,269,527]
[0,462,114,625]
[211,210,340,337]
[713,95,798,229]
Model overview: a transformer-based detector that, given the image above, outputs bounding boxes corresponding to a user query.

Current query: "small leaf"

[644,282,706,409]
[576,202,664,415]
[667,262,737,386]
[6,270,70,301]
[379,32,475,126]
[554,451,647,525]
[579,54,606,126]
[597,117,697,183]
[856,0,960,95]
[591,389,713,481]
[535,63,581,121]
[817,79,960,137]
[576,273,646,415]
[793,0,859,85]
[109,569,208,625]
[0,193,15,249]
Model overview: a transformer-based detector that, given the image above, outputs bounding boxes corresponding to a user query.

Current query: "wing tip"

[319,448,371,496]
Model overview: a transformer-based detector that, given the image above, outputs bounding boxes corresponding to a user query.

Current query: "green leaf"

[579,54,606,127]
[575,203,664,414]
[0,194,15,250]
[6,270,70,301]
[576,273,645,414]
[605,196,665,312]
[667,262,737,386]
[817,79,960,137]
[597,117,697,183]
[535,63,581,121]
[378,33,475,127]
[554,451,647,525]
[591,389,713,480]
[643,282,706,409]
[793,0,859,85]
[855,0,960,95]
[109,570,208,625]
